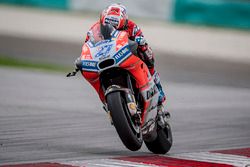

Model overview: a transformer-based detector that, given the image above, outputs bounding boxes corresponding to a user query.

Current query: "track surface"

[0,66,250,165]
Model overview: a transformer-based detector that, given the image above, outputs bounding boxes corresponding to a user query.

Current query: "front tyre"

[107,92,142,151]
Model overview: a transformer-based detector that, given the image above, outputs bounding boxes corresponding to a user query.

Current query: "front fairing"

[80,31,132,73]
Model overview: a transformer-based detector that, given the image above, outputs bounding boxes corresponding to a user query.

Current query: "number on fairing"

[95,44,113,58]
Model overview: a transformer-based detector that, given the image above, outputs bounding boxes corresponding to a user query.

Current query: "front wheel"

[107,92,143,151]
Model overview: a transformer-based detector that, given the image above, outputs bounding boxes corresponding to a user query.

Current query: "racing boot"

[153,71,170,121]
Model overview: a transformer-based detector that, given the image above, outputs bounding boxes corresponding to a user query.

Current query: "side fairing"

[140,79,159,125]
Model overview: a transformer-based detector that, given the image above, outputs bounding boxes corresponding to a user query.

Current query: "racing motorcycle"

[67,23,172,154]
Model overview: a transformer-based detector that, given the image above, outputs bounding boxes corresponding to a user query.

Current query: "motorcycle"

[67,23,172,154]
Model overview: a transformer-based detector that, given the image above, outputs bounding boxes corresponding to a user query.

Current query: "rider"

[79,3,166,107]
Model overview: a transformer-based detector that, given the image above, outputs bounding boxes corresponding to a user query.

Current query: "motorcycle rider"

[77,3,167,108]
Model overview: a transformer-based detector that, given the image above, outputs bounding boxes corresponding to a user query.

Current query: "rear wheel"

[107,92,142,151]
[145,121,172,154]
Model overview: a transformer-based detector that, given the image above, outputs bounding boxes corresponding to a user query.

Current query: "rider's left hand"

[74,57,82,70]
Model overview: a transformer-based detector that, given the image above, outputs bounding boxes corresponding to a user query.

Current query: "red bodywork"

[80,23,153,125]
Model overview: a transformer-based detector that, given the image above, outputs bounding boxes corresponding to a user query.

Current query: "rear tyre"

[107,92,142,151]
[145,122,172,154]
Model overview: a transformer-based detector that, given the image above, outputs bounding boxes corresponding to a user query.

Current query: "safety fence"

[0,0,68,9]
[1,0,250,29]
[173,0,250,29]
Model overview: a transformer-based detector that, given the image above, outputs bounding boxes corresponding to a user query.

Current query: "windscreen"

[87,23,103,45]
[87,23,115,45]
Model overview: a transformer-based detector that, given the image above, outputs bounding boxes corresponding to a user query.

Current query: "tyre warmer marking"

[1,148,250,167]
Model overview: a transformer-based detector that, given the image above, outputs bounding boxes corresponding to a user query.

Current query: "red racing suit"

[85,20,156,75]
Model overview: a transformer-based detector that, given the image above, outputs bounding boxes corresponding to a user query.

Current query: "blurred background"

[0,0,250,87]
[0,0,250,70]
[1,0,250,165]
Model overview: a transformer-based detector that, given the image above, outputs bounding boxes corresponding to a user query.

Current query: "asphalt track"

[0,36,250,166]
[1,66,250,165]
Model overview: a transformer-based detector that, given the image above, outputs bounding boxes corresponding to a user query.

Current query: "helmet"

[100,3,128,30]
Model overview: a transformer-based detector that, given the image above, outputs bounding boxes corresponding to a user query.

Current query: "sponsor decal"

[81,60,98,72]
[82,54,92,60]
[105,16,119,27]
[82,61,96,67]
[81,44,93,59]
[113,45,131,63]
[146,84,158,100]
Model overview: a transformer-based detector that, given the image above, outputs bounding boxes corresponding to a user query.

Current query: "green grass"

[0,56,71,72]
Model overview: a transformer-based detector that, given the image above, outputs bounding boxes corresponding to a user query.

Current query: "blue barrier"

[173,0,250,29]
[0,0,69,10]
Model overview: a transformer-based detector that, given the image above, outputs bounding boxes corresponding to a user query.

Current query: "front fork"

[103,84,142,126]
